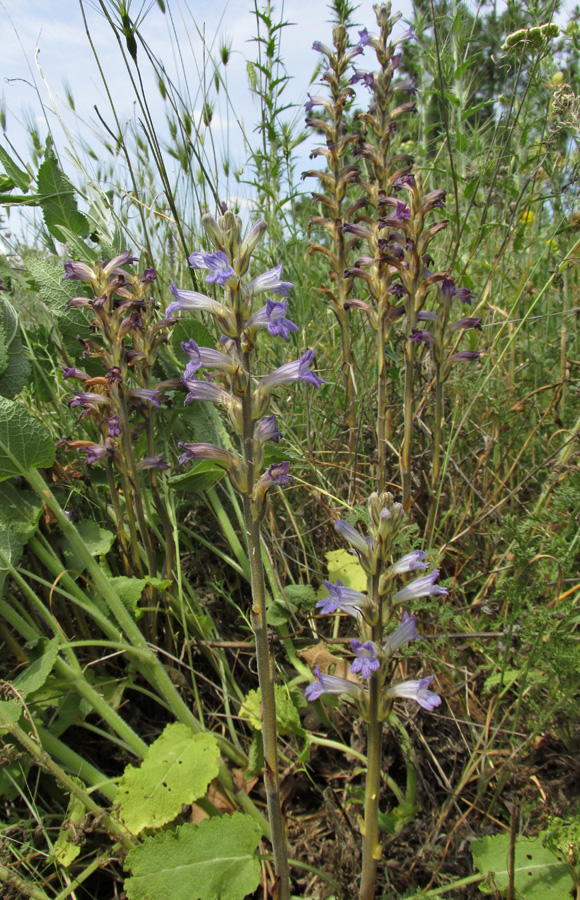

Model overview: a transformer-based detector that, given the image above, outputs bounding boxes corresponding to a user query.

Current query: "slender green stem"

[401,328,416,515]
[0,863,51,900]
[377,311,389,491]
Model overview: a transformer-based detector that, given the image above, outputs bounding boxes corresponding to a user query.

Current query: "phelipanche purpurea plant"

[167,209,324,900]
[304,492,444,900]
[58,252,179,587]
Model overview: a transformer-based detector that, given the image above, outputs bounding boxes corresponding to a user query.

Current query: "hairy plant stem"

[117,392,157,577]
[401,326,416,514]
[376,310,390,491]
[106,458,131,574]
[238,336,290,900]
[426,363,444,545]
[360,573,383,900]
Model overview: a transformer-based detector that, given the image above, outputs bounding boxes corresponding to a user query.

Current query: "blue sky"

[0,1,413,202]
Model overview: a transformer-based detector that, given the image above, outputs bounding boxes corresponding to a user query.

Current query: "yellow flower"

[546,239,559,252]
[519,210,535,226]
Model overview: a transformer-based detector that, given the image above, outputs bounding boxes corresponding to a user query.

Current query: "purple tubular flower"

[166,283,228,318]
[387,551,429,577]
[177,442,236,469]
[388,283,408,298]
[247,264,293,299]
[350,640,380,679]
[417,310,437,322]
[385,675,441,711]
[259,350,325,394]
[129,388,163,407]
[136,456,170,471]
[141,268,157,283]
[450,317,482,331]
[410,328,436,343]
[182,375,233,407]
[305,93,331,112]
[82,444,111,466]
[396,77,418,96]
[63,260,95,283]
[256,461,293,491]
[316,580,370,617]
[393,174,416,191]
[254,415,282,444]
[69,391,111,409]
[62,367,90,381]
[102,251,138,277]
[304,665,363,702]
[384,612,422,655]
[189,250,236,286]
[350,69,377,91]
[448,350,481,362]
[454,287,475,304]
[106,415,121,437]
[393,201,411,220]
[312,40,332,54]
[357,27,371,47]
[395,24,420,45]
[247,298,299,340]
[334,520,373,557]
[181,339,238,376]
[392,569,448,604]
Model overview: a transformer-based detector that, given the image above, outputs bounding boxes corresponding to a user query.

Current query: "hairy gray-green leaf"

[0,397,55,480]
[124,813,262,900]
[117,724,220,834]
[27,257,85,317]
[0,146,30,192]
[0,481,43,597]
[13,637,60,698]
[37,153,90,241]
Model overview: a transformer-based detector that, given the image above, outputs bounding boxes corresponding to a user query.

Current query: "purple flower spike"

[247,264,293,299]
[386,675,441,711]
[316,580,370,617]
[258,350,325,395]
[189,250,236,286]
[304,664,364,703]
[392,569,448,604]
[384,612,422,655]
[254,415,282,444]
[388,551,429,577]
[247,298,299,340]
[350,640,380,679]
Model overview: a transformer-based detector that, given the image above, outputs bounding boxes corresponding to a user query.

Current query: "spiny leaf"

[124,813,262,900]
[117,724,220,834]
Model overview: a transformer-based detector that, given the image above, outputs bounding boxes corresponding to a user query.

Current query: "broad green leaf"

[37,152,90,241]
[266,599,292,626]
[109,575,171,619]
[0,146,30,192]
[13,637,59,697]
[472,832,573,899]
[324,548,366,592]
[0,397,55,480]
[59,520,115,574]
[0,298,30,398]
[0,699,22,733]
[169,459,224,494]
[117,724,220,834]
[0,481,42,596]
[284,583,317,612]
[240,684,305,738]
[124,813,262,900]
